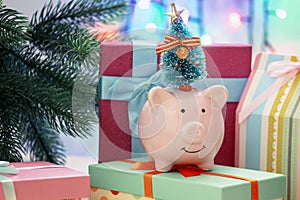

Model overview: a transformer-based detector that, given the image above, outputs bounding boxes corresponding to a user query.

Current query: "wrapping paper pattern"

[91,187,154,200]
[91,188,284,200]
[236,53,300,200]
[66,198,88,200]
[99,42,251,166]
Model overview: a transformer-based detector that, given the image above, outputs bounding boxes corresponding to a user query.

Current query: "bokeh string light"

[263,0,287,52]
[124,0,205,41]
[124,1,253,45]
[124,0,288,52]
[188,0,205,36]
[228,0,254,44]
[123,0,137,32]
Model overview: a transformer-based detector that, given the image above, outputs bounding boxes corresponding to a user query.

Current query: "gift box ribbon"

[100,75,247,156]
[156,34,201,54]
[122,159,259,200]
[0,161,19,200]
[99,41,248,156]
[238,60,300,123]
[0,161,65,200]
[100,76,247,103]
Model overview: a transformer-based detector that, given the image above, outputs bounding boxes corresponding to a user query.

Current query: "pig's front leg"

[154,159,174,172]
[196,160,214,170]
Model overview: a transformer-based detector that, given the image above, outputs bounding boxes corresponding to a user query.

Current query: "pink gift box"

[0,162,90,200]
[99,42,251,166]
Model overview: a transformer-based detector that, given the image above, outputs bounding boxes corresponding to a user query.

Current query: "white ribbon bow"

[0,161,19,175]
[0,161,18,200]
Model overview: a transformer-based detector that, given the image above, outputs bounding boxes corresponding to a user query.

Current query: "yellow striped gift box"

[236,52,300,200]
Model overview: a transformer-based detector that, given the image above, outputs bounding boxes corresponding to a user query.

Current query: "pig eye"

[201,108,206,113]
[180,108,185,113]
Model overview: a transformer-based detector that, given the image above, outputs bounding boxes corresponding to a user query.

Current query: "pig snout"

[181,121,206,144]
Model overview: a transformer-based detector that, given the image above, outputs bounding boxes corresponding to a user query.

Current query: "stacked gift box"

[236,52,300,200]
[4,0,300,198]
[94,40,291,200]
[3,43,293,200]
[98,41,251,167]
[0,161,90,200]
[89,157,286,200]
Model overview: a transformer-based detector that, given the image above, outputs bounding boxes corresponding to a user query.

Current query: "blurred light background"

[5,0,300,55]
[4,0,300,172]
[122,0,300,55]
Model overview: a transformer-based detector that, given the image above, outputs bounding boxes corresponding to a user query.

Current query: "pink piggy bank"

[138,85,228,172]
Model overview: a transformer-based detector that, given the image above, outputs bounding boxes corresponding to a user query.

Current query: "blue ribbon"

[100,76,247,102]
[99,75,248,157]
[99,41,248,157]
[132,41,158,77]
[128,71,165,157]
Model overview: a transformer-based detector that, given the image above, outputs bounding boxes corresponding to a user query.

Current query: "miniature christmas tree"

[156,3,206,91]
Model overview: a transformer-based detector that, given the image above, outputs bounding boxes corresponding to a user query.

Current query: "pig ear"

[148,87,173,107]
[204,85,229,108]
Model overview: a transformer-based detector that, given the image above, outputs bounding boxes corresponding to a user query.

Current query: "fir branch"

[0,75,26,162]
[0,0,126,163]
[28,0,127,68]
[0,45,76,90]
[0,6,29,46]
[24,118,66,165]
[0,125,24,162]
[62,29,100,66]
[30,0,128,26]
[0,73,92,138]
[2,51,98,137]
[29,24,99,69]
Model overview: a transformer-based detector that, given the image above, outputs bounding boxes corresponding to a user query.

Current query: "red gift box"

[99,42,251,166]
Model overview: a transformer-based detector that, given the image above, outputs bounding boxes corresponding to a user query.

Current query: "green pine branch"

[31,0,128,26]
[0,0,128,164]
[0,44,75,92]
[0,100,25,162]
[1,72,96,138]
[0,7,29,46]
[29,0,128,64]
[0,125,24,162]
[25,118,66,165]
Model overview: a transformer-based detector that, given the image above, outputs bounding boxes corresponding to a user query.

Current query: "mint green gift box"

[89,157,286,200]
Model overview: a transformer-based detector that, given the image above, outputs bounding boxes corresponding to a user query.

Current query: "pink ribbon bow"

[239,61,300,123]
